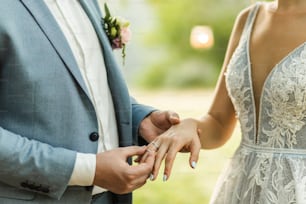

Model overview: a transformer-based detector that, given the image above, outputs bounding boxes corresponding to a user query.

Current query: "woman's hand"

[140,118,201,181]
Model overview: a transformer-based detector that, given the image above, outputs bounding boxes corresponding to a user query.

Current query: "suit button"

[89,132,99,141]
[28,183,37,190]
[20,182,28,188]
[41,187,50,193]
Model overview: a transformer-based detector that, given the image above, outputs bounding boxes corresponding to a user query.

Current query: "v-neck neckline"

[246,2,306,144]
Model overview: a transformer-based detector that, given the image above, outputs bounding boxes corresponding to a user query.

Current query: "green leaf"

[104,3,111,19]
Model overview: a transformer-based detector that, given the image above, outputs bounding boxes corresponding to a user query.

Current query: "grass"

[130,88,241,204]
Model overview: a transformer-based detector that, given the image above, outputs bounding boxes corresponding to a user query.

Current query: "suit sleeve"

[0,127,76,199]
[131,97,156,146]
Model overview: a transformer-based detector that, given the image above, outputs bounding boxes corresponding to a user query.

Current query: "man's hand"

[93,146,154,194]
[139,110,180,143]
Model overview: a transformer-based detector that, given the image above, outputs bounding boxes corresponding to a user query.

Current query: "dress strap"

[240,2,262,38]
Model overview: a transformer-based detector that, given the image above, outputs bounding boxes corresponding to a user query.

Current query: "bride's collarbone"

[250,34,306,71]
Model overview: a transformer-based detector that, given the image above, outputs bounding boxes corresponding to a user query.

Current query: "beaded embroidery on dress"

[210,2,306,204]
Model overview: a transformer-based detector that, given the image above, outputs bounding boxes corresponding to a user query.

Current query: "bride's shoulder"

[230,6,253,36]
[236,3,259,25]
[233,2,264,33]
[227,2,260,48]
[237,1,272,20]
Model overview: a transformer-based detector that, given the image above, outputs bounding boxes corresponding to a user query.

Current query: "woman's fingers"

[151,140,168,180]
[142,119,201,182]
[163,147,179,181]
[139,141,160,164]
[189,137,201,169]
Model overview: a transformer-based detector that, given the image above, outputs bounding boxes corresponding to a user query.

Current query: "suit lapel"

[80,0,130,123]
[78,0,124,78]
[79,0,132,145]
[20,0,90,98]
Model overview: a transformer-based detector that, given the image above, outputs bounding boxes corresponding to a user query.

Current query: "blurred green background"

[102,0,250,89]
[100,0,253,203]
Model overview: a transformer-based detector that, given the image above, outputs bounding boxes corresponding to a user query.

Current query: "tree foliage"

[140,0,250,88]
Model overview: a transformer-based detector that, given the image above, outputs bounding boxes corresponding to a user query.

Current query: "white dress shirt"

[44,0,119,195]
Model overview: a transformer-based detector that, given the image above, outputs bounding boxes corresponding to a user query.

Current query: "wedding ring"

[151,141,160,151]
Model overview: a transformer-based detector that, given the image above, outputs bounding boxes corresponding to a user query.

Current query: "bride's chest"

[226,42,306,147]
[250,33,306,105]
[250,15,306,89]
[226,40,306,116]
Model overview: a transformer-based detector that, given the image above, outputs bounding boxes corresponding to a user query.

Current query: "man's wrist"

[138,114,155,142]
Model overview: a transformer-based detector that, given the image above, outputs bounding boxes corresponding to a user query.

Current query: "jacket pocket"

[0,183,35,201]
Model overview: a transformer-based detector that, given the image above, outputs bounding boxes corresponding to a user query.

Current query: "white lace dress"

[209,2,306,204]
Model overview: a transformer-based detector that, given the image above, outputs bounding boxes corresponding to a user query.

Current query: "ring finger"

[151,140,169,180]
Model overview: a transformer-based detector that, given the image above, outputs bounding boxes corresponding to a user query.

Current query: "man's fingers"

[142,150,155,167]
[131,151,155,176]
[151,110,180,129]
[123,146,147,158]
[167,111,180,125]
[139,152,149,163]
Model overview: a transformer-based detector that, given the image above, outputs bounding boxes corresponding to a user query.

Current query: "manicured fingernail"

[191,161,197,169]
[150,174,154,181]
[163,174,168,182]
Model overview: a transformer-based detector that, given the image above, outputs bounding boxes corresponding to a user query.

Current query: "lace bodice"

[210,2,306,204]
[226,5,306,150]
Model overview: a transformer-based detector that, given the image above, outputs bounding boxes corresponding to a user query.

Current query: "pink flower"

[111,38,122,49]
[120,27,132,44]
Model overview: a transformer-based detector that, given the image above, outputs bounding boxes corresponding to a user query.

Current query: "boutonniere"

[102,3,131,65]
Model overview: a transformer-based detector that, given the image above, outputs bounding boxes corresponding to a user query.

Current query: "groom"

[0,0,178,203]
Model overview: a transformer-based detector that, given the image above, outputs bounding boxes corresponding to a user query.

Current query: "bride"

[144,0,306,203]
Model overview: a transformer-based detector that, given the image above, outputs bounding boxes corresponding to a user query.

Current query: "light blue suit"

[0,0,154,203]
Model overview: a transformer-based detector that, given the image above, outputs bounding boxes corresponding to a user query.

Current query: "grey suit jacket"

[0,0,154,203]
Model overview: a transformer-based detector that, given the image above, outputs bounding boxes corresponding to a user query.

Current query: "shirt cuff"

[68,153,96,186]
